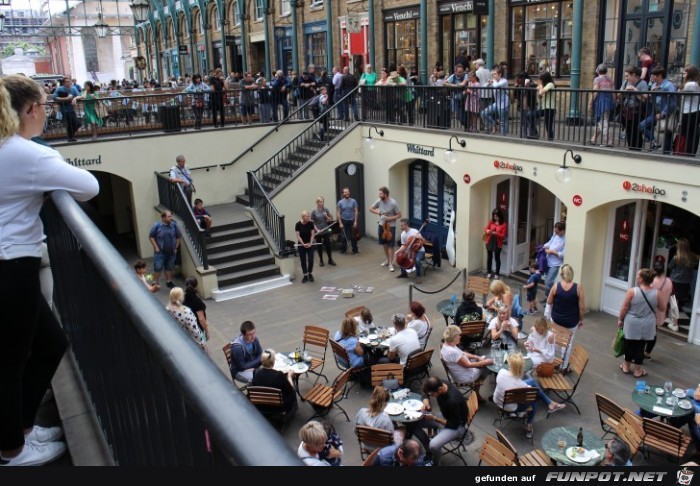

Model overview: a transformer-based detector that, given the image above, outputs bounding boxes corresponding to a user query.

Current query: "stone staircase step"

[211,274,292,302]
[216,264,281,288]
[207,234,265,253]
[215,254,276,275]
[208,244,271,266]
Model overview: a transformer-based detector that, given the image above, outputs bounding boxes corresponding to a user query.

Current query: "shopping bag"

[668,294,680,322]
[612,328,625,357]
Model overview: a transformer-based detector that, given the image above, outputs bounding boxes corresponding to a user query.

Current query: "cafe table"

[359,327,391,355]
[384,391,425,424]
[486,353,534,375]
[436,299,461,326]
[541,426,605,466]
[631,384,694,421]
[274,352,310,396]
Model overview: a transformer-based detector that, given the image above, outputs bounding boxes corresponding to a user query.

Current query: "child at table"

[317,420,343,466]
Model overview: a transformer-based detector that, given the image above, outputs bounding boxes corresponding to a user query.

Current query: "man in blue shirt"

[641,66,677,154]
[371,439,426,466]
[148,210,181,288]
[52,77,80,141]
[229,321,263,384]
[542,221,565,303]
[337,187,359,254]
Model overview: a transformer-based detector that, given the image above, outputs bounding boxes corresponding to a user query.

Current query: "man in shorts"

[369,186,401,272]
[148,210,181,288]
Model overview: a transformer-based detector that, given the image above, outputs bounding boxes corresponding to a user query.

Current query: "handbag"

[612,327,625,357]
[536,362,556,378]
[382,373,400,391]
[668,294,680,322]
[673,133,686,155]
[95,102,107,119]
[658,112,678,132]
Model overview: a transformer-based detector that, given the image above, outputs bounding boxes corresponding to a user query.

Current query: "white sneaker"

[0,440,66,466]
[380,260,389,267]
[389,264,395,272]
[668,322,680,332]
[25,425,64,444]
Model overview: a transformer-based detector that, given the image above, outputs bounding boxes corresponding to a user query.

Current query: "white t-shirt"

[297,443,330,466]
[388,328,420,365]
[441,343,481,384]
[407,317,430,349]
[493,369,529,411]
[488,317,520,343]
[0,135,99,259]
[400,227,424,252]
[526,329,555,367]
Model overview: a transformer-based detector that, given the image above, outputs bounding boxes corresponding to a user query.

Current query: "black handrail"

[42,190,301,466]
[408,268,467,305]
[246,171,286,253]
[155,172,209,270]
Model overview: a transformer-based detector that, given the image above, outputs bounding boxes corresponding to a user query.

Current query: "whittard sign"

[406,144,435,156]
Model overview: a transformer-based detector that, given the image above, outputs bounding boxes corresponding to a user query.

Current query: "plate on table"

[402,399,423,411]
[565,447,592,463]
[654,388,665,396]
[380,340,391,347]
[403,410,423,420]
[370,341,379,347]
[673,388,687,398]
[367,334,378,340]
[289,362,309,374]
[678,399,693,410]
[384,403,405,415]
[359,337,370,345]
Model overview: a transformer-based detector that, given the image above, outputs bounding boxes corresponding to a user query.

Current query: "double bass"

[395,219,428,270]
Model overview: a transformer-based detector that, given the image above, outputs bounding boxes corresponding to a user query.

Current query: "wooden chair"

[355,425,394,460]
[478,435,517,466]
[302,325,330,385]
[458,320,487,352]
[441,390,480,465]
[549,323,573,369]
[246,386,291,431]
[492,387,539,444]
[468,275,491,306]
[403,348,434,386]
[642,417,692,464]
[302,369,353,422]
[539,344,589,415]
[344,306,366,320]
[439,357,483,397]
[222,342,248,391]
[422,240,436,273]
[329,339,368,395]
[595,393,625,439]
[362,447,381,466]
[370,363,405,388]
[614,409,645,459]
[495,429,552,466]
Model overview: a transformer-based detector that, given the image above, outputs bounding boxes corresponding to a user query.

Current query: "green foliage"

[2,41,46,58]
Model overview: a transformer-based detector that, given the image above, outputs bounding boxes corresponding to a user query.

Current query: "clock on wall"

[346,163,357,176]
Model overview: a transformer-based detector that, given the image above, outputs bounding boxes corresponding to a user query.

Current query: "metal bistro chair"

[613,409,645,461]
[370,363,405,389]
[478,435,517,466]
[301,325,330,385]
[467,275,491,307]
[355,425,394,461]
[458,320,487,352]
[539,344,589,415]
[439,357,483,397]
[329,338,368,395]
[641,416,692,464]
[302,369,353,423]
[246,386,292,432]
[493,387,539,444]
[403,348,434,387]
[441,389,480,466]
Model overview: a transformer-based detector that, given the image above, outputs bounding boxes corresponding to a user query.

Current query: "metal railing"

[41,190,301,466]
[246,171,286,253]
[155,172,209,270]
[408,267,467,305]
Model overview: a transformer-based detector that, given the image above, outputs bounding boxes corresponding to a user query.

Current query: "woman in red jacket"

[484,208,508,279]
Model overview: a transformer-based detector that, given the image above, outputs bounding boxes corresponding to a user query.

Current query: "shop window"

[255,0,264,21]
[609,203,635,281]
[232,1,241,26]
[386,20,420,73]
[307,32,327,72]
[280,0,291,17]
[82,34,99,73]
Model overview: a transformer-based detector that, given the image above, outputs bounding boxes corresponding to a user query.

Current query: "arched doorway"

[336,162,365,238]
[407,159,456,249]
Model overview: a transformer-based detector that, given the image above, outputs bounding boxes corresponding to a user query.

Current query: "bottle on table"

[576,427,584,447]
[294,347,301,362]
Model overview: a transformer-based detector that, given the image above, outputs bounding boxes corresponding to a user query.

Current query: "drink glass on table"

[557,438,566,450]
[664,381,673,396]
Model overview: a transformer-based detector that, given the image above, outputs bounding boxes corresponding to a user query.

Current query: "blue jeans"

[639,114,656,143]
[398,250,425,277]
[481,104,509,134]
[517,378,553,424]
[339,219,358,253]
[543,265,560,300]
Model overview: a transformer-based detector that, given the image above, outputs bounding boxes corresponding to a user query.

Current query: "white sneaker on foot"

[380,260,389,267]
[668,322,680,332]
[389,264,395,272]
[0,440,66,466]
[25,425,64,444]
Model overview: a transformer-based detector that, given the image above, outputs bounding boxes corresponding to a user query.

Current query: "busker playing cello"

[395,218,426,284]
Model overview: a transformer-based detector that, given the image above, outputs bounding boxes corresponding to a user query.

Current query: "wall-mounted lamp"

[444,135,466,164]
[555,149,582,183]
[129,0,150,23]
[94,13,109,38]
[364,126,384,150]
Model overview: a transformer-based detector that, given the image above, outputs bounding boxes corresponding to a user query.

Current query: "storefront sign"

[473,0,489,14]
[509,0,547,4]
[406,144,435,156]
[572,195,582,206]
[347,13,361,33]
[493,159,523,172]
[178,45,188,54]
[463,174,471,184]
[622,180,666,196]
[438,1,474,14]
[619,219,631,242]
[383,6,420,22]
[65,156,102,167]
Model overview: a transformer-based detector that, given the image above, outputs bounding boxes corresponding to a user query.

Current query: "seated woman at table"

[354,307,374,334]
[488,304,520,348]
[355,386,404,445]
[485,280,514,322]
[493,353,566,439]
[524,317,555,368]
[406,301,432,350]
[441,325,493,402]
[334,317,369,368]
[251,348,298,417]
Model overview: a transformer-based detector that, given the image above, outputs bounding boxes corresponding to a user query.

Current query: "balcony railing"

[41,190,301,466]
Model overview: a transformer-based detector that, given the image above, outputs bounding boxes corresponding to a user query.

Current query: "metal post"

[238,0,248,72]
[220,1,228,75]
[368,0,375,68]
[420,0,427,85]
[325,0,333,72]
[486,0,494,68]
[691,1,700,65]
[290,0,299,71]
[567,0,583,123]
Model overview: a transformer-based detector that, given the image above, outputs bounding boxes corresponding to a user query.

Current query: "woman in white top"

[441,325,493,402]
[354,307,374,334]
[493,353,565,439]
[680,64,700,155]
[0,75,99,467]
[524,317,555,368]
[485,280,514,322]
[166,287,206,350]
[406,301,432,350]
[488,304,520,348]
[354,386,404,445]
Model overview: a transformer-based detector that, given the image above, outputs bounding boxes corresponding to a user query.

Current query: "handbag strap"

[638,287,656,315]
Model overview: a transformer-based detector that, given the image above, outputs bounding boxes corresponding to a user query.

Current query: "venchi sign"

[622,180,666,196]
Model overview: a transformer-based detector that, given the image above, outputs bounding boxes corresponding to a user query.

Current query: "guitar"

[395,219,428,270]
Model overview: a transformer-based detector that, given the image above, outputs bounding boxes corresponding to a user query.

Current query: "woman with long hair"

[617,269,663,378]
[483,208,507,279]
[0,75,98,466]
[183,276,209,341]
[166,287,206,351]
[526,71,556,140]
[333,317,367,369]
[485,279,514,322]
[354,386,403,445]
[524,317,555,368]
[668,237,699,312]
[72,80,102,140]
[310,196,336,268]
[546,264,585,371]
[589,64,615,146]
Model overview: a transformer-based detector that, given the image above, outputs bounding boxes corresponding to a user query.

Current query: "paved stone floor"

[139,235,699,466]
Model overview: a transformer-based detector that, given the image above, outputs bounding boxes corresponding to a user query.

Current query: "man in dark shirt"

[340,66,359,121]
[408,376,468,466]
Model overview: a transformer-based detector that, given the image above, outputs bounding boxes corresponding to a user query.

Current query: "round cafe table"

[274,352,310,396]
[436,299,461,326]
[541,426,605,466]
[486,354,534,375]
[631,384,694,420]
[385,392,424,424]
